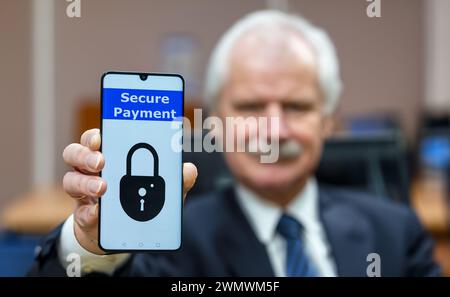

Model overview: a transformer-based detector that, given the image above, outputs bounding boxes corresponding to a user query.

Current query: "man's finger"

[80,128,101,151]
[182,162,198,199]
[75,203,99,230]
[63,143,105,173]
[63,171,107,199]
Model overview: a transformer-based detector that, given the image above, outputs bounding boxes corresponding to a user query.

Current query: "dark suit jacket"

[29,185,441,277]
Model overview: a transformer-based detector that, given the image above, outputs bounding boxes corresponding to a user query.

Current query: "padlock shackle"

[126,143,159,176]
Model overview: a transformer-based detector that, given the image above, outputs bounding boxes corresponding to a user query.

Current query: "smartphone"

[99,71,184,251]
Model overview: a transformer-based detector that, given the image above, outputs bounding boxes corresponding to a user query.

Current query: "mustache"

[245,138,303,160]
[278,140,303,159]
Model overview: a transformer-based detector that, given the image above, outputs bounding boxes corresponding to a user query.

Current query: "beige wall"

[0,0,429,215]
[425,0,450,112]
[53,0,425,180]
[53,0,265,179]
[290,0,424,138]
[0,1,31,210]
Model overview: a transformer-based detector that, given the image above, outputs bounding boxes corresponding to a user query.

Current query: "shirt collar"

[235,178,319,244]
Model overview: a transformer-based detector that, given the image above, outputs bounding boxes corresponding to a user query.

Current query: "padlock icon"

[120,143,165,222]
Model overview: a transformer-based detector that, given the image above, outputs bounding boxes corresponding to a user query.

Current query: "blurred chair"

[418,115,450,230]
[183,132,233,197]
[316,132,410,202]
[346,114,398,136]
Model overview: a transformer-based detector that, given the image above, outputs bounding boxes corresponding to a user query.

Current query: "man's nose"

[265,104,290,141]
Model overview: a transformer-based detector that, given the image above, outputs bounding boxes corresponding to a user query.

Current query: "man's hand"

[62,128,198,254]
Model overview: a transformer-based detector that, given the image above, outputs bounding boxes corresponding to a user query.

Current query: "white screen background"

[100,73,183,250]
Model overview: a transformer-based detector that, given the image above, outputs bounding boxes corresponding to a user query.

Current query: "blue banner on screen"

[103,88,183,121]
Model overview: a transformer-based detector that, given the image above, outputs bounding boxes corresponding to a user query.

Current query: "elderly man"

[30,10,440,277]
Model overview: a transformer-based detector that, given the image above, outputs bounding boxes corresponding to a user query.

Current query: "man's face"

[216,31,333,198]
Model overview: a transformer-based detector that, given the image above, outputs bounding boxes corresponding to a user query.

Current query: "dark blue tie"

[276,214,317,277]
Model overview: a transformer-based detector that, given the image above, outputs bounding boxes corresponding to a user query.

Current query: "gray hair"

[203,10,343,114]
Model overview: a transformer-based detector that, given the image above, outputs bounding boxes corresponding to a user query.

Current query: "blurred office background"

[0,0,449,276]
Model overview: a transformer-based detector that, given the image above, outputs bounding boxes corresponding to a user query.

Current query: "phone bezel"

[98,71,184,253]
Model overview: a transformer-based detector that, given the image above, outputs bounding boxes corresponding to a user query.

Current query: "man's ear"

[321,115,335,139]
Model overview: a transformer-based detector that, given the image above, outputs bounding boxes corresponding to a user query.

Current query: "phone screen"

[99,72,183,251]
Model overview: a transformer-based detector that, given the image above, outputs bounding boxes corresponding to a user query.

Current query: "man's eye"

[283,102,313,112]
[234,102,265,111]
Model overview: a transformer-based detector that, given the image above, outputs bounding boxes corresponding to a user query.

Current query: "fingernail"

[89,133,100,147]
[88,180,102,195]
[87,153,100,170]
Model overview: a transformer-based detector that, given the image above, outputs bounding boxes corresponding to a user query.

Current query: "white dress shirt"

[58,214,130,276]
[235,178,337,277]
[58,178,337,276]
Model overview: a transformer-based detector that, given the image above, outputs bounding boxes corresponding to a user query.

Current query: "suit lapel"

[319,187,375,276]
[214,185,375,276]
[216,186,275,276]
